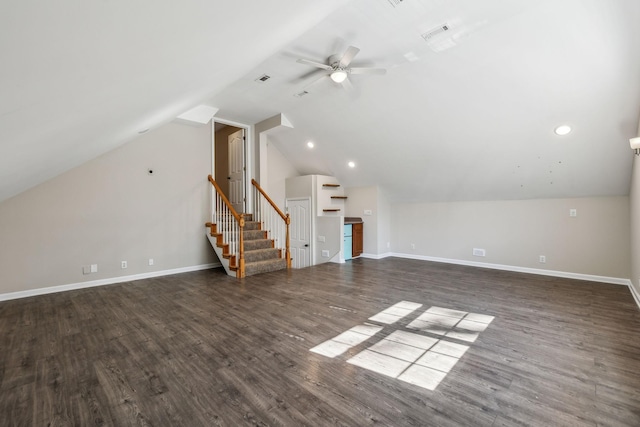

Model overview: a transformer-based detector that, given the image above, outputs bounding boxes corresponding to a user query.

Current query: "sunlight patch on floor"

[310,302,494,391]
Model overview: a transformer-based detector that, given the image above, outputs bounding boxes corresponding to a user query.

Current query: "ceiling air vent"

[421,24,450,41]
[387,0,404,8]
[421,23,458,52]
[255,74,271,83]
[294,90,309,98]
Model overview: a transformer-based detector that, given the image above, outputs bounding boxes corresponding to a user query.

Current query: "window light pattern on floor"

[309,302,494,391]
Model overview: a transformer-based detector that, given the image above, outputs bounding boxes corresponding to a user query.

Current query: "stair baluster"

[209,175,245,278]
[251,179,291,268]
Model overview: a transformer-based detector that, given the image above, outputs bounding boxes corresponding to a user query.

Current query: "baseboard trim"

[0,263,222,302]
[388,252,630,286]
[628,281,640,309]
[360,252,393,260]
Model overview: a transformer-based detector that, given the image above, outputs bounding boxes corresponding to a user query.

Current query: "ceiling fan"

[296,46,386,90]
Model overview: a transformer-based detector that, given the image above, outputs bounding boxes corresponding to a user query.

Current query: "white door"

[287,198,311,269]
[228,129,245,213]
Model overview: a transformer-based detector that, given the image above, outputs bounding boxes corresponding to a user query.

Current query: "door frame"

[211,119,253,215]
[286,197,313,268]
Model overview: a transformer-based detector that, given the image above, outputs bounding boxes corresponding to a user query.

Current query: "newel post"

[238,215,246,278]
[285,214,291,269]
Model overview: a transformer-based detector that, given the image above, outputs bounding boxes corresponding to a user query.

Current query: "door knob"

[304,244,309,247]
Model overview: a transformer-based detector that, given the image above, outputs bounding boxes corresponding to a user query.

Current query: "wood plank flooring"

[1,258,639,426]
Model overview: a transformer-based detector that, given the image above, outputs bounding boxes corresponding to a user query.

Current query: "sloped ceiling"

[210,0,640,202]
[2,0,640,204]
[0,0,349,203]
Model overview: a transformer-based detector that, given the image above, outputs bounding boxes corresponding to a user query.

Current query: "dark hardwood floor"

[1,258,639,426]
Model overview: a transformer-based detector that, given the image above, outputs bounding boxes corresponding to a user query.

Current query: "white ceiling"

[0,0,349,202]
[2,0,640,204]
[211,0,640,202]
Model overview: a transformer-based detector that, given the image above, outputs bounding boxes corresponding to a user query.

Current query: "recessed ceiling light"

[307,141,314,148]
[348,161,356,168]
[554,125,572,136]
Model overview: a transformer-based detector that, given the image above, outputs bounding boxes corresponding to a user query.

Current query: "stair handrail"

[251,179,291,268]
[208,175,241,222]
[208,175,245,277]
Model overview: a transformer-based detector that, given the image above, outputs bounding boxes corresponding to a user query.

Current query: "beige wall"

[344,186,392,257]
[345,186,379,256]
[630,156,640,295]
[377,188,392,255]
[391,197,630,280]
[0,122,215,295]
[266,140,299,211]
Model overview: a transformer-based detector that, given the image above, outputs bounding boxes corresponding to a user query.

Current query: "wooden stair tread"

[322,184,340,187]
[323,209,340,212]
[331,196,347,199]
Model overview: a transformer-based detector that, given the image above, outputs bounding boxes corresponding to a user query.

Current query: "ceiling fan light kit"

[330,70,348,83]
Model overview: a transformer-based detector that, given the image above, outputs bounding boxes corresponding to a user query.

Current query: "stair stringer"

[206,231,234,277]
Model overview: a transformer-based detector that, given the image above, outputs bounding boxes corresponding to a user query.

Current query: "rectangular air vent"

[294,90,309,98]
[387,0,404,8]
[421,24,450,41]
[255,74,271,82]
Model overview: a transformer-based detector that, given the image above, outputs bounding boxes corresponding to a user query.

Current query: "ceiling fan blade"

[341,77,354,93]
[304,73,329,91]
[349,67,387,75]
[296,58,333,71]
[340,46,360,67]
[293,67,325,84]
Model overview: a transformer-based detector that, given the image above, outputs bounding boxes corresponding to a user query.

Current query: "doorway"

[213,122,247,213]
[287,198,312,269]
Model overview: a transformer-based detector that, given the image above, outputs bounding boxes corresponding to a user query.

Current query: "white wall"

[315,175,342,216]
[0,122,215,295]
[391,197,630,280]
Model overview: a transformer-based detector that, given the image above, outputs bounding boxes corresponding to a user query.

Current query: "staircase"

[206,175,291,278]
[206,214,287,277]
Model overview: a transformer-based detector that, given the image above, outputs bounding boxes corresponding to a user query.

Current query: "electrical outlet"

[472,248,486,257]
[318,235,326,242]
[364,209,373,216]
[569,209,577,217]
[411,243,416,249]
[121,261,127,269]
[387,242,390,248]
[82,265,91,275]
[90,264,98,273]
[539,255,546,263]
[322,250,330,258]
[148,258,154,266]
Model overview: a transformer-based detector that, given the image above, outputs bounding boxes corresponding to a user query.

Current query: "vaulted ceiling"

[2,0,640,204]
